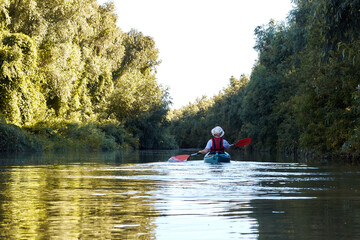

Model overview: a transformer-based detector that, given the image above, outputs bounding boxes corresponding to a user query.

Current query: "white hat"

[211,126,224,137]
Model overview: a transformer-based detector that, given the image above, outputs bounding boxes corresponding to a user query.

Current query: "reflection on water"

[0,151,360,239]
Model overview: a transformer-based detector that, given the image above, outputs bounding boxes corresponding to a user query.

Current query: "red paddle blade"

[235,138,252,147]
[168,154,190,162]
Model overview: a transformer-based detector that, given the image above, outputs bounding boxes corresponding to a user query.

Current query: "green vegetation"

[169,0,360,161]
[1,0,359,161]
[0,0,176,152]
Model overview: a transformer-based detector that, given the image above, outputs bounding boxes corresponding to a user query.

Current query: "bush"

[0,123,42,152]
[53,122,138,152]
[100,121,139,149]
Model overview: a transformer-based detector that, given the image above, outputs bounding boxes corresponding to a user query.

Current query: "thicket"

[0,0,177,152]
[169,0,360,160]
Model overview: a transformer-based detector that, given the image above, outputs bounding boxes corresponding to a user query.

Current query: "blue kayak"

[204,152,231,163]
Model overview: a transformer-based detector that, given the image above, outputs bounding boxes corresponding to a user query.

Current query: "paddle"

[168,153,200,162]
[168,138,252,162]
[234,138,252,147]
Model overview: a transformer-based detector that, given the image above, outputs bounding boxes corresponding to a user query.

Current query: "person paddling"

[198,126,231,154]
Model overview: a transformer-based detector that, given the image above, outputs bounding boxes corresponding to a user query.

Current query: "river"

[0,150,359,239]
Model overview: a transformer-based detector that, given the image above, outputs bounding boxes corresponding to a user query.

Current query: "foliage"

[2,0,360,160]
[169,0,360,160]
[126,96,178,149]
[0,0,174,151]
[115,29,161,78]
[0,123,42,152]
[0,31,47,126]
[23,120,139,152]
[106,69,163,121]
[292,0,360,157]
[169,75,249,149]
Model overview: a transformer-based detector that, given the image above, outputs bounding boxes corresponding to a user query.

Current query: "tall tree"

[0,31,46,125]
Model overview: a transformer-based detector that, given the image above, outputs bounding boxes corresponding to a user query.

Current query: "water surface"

[0,151,360,239]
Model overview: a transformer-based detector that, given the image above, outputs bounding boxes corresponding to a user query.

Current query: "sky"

[97,0,295,109]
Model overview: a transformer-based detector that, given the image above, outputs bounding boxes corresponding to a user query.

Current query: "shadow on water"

[0,149,181,166]
[0,149,306,166]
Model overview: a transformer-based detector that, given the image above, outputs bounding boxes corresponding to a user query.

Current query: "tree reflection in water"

[1,151,360,239]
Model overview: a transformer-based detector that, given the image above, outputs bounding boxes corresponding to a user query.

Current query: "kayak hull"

[204,152,231,163]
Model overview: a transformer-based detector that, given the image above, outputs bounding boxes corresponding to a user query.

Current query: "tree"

[115,29,161,79]
[0,31,46,125]
[0,0,175,151]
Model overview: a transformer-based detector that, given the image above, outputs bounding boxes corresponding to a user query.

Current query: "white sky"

[97,0,294,109]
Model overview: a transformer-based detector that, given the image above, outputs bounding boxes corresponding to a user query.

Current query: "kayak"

[204,152,231,163]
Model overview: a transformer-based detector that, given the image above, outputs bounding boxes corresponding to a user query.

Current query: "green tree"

[115,29,161,79]
[0,31,46,125]
[0,0,175,151]
[106,69,163,121]
[293,0,360,155]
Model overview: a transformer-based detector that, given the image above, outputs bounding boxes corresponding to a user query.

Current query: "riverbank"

[0,122,177,153]
[1,122,359,164]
